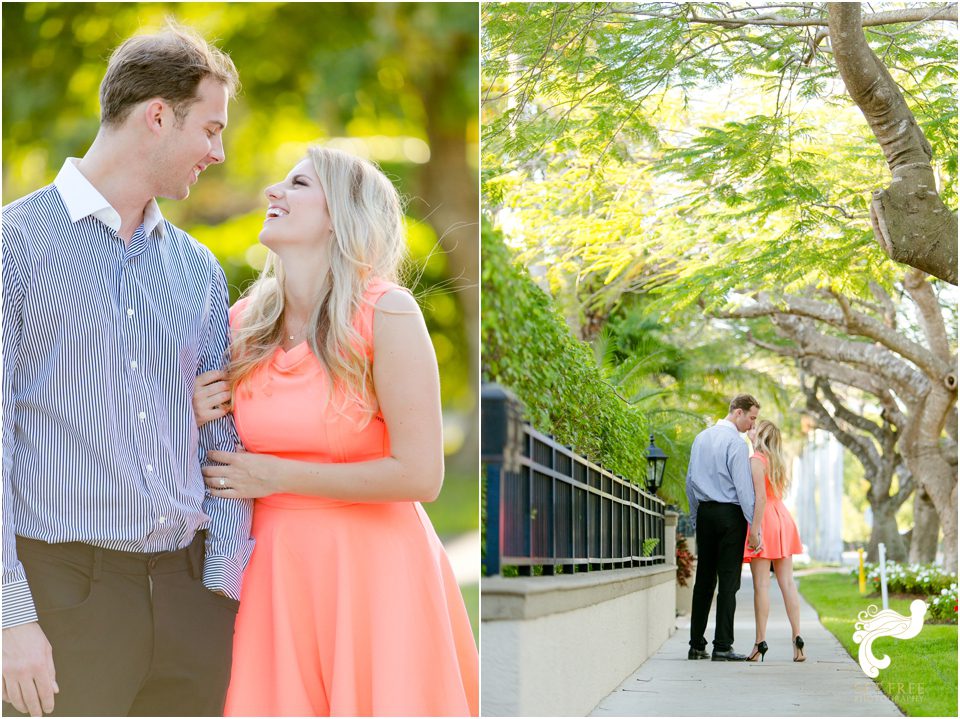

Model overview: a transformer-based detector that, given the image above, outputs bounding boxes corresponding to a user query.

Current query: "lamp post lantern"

[645,434,668,494]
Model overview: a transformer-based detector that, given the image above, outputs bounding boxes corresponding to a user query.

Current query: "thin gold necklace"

[284,319,310,342]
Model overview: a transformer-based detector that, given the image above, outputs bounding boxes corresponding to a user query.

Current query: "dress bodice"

[229,279,404,505]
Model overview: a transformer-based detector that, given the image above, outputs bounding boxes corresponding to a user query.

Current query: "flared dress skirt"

[223,495,478,716]
[222,279,478,716]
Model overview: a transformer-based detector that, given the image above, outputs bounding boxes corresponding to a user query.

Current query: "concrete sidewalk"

[590,568,902,716]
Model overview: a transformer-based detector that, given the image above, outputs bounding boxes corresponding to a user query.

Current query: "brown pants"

[3,534,238,716]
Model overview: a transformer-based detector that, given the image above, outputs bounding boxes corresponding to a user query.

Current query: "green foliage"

[482,219,674,499]
[482,2,957,312]
[483,2,957,569]
[595,293,796,493]
[641,537,660,557]
[927,585,959,624]
[848,561,958,625]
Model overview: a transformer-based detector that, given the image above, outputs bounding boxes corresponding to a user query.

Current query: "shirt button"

[138,411,147,420]
[146,464,154,472]
[158,516,166,524]
[127,308,134,317]
[130,361,138,369]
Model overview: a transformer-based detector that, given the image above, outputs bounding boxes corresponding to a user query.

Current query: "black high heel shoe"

[793,635,806,663]
[747,641,768,662]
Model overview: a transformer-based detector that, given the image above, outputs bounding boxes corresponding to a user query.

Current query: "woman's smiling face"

[259,158,333,251]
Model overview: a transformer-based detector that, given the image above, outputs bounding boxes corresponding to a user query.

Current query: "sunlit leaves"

[483,2,956,317]
[3,2,479,417]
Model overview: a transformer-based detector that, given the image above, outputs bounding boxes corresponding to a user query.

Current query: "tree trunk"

[418,35,480,473]
[867,497,906,563]
[901,450,957,571]
[908,487,940,565]
[827,3,958,284]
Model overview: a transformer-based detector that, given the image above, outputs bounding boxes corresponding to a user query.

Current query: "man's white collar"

[53,158,164,238]
[717,418,739,431]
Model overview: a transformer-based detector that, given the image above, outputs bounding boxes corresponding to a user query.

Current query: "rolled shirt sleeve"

[197,263,254,600]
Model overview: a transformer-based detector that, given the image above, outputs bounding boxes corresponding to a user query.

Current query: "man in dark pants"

[2,25,254,716]
[685,394,762,661]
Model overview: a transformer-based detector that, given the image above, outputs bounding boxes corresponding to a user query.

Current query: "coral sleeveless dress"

[743,453,803,562]
[223,279,479,717]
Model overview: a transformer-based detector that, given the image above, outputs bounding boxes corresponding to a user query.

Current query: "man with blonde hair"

[685,393,762,661]
[2,24,253,716]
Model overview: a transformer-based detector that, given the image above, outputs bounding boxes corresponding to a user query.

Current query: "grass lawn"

[460,583,479,644]
[423,471,479,538]
[799,572,957,717]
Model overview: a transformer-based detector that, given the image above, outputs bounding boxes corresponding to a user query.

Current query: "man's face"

[152,76,228,200]
[733,406,759,433]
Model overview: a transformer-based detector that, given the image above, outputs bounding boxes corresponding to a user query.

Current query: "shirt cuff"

[202,553,248,601]
[2,579,38,629]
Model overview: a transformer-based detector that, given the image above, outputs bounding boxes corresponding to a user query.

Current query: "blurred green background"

[2,1,479,634]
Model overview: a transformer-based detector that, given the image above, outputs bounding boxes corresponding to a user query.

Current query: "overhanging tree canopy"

[483,2,958,304]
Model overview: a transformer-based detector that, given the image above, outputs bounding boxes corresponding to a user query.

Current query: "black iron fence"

[482,383,667,576]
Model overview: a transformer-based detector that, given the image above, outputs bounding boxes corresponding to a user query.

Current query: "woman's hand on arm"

[193,369,230,427]
[203,289,444,503]
[202,448,279,499]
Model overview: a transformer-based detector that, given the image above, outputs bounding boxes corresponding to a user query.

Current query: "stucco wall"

[481,565,677,716]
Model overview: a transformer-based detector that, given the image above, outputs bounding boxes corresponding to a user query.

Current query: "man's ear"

[143,98,167,135]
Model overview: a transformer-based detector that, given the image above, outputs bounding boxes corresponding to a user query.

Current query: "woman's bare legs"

[773,556,804,659]
[750,559,771,647]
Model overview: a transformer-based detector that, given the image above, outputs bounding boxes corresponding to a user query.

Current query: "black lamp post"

[645,434,668,495]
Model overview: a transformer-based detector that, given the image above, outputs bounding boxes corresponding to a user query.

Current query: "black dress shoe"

[688,647,710,660]
[711,649,748,661]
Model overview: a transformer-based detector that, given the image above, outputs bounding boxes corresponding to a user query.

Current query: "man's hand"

[747,529,763,553]
[2,622,58,716]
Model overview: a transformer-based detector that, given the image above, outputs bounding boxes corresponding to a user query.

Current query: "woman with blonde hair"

[742,419,806,663]
[192,145,478,715]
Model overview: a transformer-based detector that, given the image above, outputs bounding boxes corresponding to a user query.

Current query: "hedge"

[481,218,652,486]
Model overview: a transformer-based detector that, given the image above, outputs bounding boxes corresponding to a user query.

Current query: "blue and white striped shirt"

[2,158,254,628]
[685,419,755,530]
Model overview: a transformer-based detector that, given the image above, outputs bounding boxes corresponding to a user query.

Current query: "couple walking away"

[686,394,806,663]
[2,24,479,717]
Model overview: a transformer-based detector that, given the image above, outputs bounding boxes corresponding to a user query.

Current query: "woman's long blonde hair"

[229,146,407,422]
[754,420,789,498]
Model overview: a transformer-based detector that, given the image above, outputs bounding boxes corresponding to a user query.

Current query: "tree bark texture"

[827,2,958,284]
[801,376,911,563]
[908,487,940,565]
[869,500,907,563]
